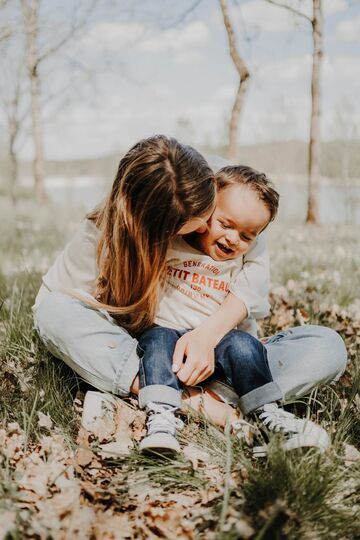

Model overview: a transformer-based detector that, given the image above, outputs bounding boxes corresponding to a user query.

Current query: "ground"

[0,198,359,539]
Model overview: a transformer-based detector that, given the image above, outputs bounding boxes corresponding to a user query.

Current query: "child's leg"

[137,326,184,452]
[263,325,347,401]
[33,291,139,396]
[137,326,182,409]
[214,329,282,415]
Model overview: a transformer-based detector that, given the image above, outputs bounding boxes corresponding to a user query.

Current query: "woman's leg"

[263,325,347,401]
[33,291,139,397]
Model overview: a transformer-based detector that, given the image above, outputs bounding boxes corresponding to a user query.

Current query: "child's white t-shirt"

[34,219,270,336]
[156,236,269,336]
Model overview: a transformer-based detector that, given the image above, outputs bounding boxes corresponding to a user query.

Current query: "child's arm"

[173,233,270,386]
[228,231,270,321]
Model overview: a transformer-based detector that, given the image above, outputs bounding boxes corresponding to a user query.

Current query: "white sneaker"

[253,403,330,457]
[140,402,183,454]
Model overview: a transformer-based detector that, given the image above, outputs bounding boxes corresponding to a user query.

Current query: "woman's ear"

[195,223,208,233]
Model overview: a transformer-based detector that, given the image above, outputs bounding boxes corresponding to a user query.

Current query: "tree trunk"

[21,0,47,203]
[219,0,250,162]
[8,119,18,205]
[306,0,322,224]
[29,64,47,202]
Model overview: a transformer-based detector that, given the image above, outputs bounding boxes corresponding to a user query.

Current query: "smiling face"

[194,185,271,261]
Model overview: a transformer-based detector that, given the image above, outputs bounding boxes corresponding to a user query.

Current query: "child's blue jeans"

[138,326,282,414]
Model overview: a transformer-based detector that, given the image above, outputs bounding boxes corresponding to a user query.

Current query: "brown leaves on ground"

[0,400,232,539]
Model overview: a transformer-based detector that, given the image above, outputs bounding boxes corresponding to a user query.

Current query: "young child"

[137,166,329,455]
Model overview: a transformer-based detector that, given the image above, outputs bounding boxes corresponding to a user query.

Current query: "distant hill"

[11,139,360,182]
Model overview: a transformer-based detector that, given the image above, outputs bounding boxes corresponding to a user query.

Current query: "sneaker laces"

[257,403,300,434]
[253,403,330,456]
[146,402,184,436]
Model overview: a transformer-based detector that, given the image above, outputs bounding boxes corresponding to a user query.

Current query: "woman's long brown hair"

[82,135,215,335]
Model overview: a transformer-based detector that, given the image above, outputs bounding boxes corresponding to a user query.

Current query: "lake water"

[45,177,360,225]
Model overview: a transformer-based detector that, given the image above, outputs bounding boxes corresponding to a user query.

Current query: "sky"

[2,0,360,160]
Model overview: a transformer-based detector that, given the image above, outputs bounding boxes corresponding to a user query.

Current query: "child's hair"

[215,165,279,222]
[85,134,215,335]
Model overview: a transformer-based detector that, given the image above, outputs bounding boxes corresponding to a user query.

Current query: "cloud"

[257,55,312,85]
[335,13,360,41]
[324,0,348,16]
[238,1,301,33]
[212,84,235,102]
[323,55,360,89]
[138,21,210,62]
[79,20,210,64]
[80,22,146,52]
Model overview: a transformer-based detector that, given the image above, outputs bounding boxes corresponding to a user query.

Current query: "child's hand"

[172,328,216,386]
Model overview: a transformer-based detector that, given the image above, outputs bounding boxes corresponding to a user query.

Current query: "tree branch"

[0,26,11,42]
[219,0,250,80]
[37,0,98,63]
[264,0,312,23]
[159,0,203,30]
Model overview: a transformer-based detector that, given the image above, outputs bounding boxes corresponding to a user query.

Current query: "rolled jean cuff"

[139,385,182,409]
[239,381,283,415]
[113,341,140,396]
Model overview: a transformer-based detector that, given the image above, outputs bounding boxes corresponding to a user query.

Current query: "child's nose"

[225,230,239,246]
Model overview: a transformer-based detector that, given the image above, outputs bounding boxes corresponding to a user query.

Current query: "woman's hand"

[172,327,217,386]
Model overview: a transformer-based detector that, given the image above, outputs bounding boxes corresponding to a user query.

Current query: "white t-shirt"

[34,219,270,336]
[156,236,269,336]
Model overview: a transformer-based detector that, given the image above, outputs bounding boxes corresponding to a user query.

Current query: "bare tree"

[0,0,11,42]
[0,0,25,203]
[20,0,96,203]
[219,0,250,161]
[0,64,27,204]
[265,0,323,224]
[20,0,47,202]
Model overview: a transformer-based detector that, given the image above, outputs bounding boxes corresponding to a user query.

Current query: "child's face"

[195,185,271,261]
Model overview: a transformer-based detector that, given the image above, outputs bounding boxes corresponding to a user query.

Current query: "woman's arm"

[173,233,270,385]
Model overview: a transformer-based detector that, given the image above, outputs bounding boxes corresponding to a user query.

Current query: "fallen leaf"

[183,443,210,470]
[343,443,360,466]
[76,446,94,467]
[92,511,134,539]
[0,510,17,540]
[37,411,53,430]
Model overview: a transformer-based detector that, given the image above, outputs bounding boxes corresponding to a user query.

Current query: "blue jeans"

[33,291,347,405]
[137,326,282,414]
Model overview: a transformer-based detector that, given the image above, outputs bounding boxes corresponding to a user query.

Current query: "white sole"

[140,432,181,454]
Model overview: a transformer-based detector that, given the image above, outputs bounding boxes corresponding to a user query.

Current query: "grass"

[0,197,359,539]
